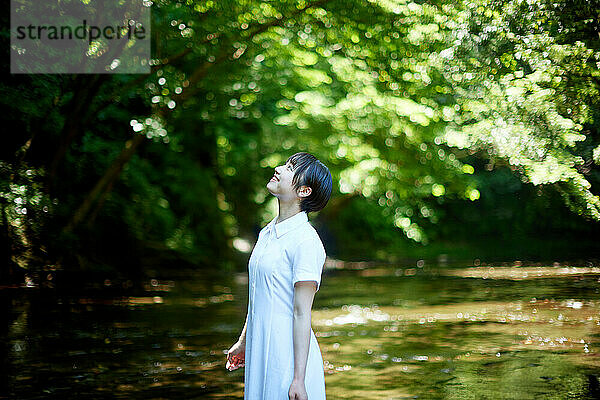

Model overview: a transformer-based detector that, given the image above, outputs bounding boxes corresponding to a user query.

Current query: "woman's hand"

[288,378,308,400]
[225,340,245,371]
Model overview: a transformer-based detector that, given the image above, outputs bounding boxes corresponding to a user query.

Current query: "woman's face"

[266,160,302,202]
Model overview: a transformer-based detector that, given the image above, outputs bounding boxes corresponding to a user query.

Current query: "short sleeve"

[292,234,326,292]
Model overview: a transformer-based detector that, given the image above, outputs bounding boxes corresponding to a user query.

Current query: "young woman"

[226,152,333,400]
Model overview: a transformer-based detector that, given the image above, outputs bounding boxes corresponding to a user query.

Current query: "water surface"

[2,261,599,399]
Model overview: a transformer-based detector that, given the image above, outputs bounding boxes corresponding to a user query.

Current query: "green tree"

[1,0,599,282]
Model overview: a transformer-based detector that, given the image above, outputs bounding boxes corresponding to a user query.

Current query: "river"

[2,259,599,399]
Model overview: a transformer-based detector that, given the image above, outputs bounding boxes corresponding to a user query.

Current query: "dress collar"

[268,211,308,239]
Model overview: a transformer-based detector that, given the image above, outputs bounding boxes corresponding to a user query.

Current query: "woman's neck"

[276,201,302,224]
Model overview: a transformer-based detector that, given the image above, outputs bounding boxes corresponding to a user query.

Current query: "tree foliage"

[1,0,599,280]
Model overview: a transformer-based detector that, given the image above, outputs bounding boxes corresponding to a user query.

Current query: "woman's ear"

[298,185,312,198]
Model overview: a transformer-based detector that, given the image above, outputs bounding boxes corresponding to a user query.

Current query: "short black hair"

[287,152,332,213]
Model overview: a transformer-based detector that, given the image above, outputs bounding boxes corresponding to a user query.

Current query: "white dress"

[244,211,327,399]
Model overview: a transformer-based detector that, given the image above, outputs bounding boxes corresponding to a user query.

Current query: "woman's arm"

[226,312,248,371]
[289,280,317,397]
[238,312,248,345]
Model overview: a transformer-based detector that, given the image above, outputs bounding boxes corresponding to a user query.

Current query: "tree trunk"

[0,202,15,285]
[47,75,107,194]
[63,133,145,233]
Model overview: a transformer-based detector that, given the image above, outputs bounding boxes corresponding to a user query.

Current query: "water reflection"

[2,263,599,399]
